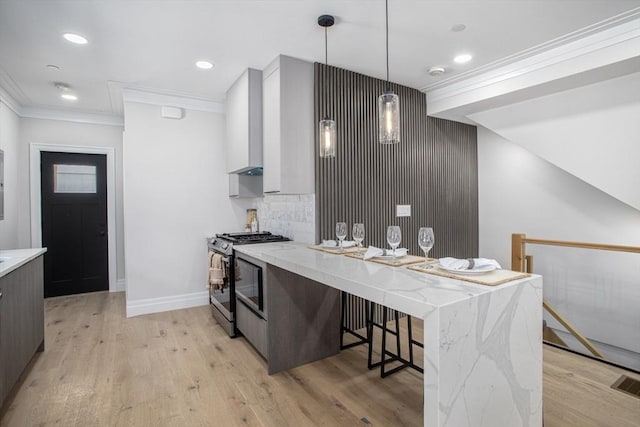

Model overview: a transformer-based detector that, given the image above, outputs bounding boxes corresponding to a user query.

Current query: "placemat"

[345,252,430,267]
[307,245,363,255]
[407,265,531,286]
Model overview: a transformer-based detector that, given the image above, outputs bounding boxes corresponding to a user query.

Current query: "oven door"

[234,256,265,320]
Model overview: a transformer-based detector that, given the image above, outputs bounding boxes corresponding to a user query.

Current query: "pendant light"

[318,14,337,158]
[379,0,400,144]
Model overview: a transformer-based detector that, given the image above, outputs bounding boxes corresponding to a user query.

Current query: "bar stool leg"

[380,305,388,375]
[339,291,346,349]
[394,310,402,362]
[367,301,375,369]
[407,314,414,366]
[340,293,369,350]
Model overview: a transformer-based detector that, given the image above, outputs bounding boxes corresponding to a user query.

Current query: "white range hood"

[226,68,263,174]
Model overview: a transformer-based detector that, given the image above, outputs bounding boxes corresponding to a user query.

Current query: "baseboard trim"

[126,291,209,318]
[112,279,126,292]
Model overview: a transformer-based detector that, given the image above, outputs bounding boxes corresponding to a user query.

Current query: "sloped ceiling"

[469,72,640,211]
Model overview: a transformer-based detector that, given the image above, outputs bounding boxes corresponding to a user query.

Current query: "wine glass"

[336,222,347,252]
[352,223,365,254]
[418,227,435,267]
[386,226,401,260]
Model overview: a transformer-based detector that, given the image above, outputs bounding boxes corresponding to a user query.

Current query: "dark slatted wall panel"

[314,63,478,329]
[314,63,478,258]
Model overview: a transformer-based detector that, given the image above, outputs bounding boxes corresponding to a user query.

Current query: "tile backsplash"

[255,194,315,244]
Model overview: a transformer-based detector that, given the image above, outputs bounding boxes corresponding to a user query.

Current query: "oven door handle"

[258,267,263,312]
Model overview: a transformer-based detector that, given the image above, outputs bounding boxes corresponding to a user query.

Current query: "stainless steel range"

[207,232,289,337]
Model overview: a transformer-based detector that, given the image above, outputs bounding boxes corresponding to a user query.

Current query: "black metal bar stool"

[339,292,369,350]
[366,301,423,377]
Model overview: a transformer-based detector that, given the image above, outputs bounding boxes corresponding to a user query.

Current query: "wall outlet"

[396,204,411,217]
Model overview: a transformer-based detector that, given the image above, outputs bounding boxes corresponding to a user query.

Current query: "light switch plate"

[396,204,411,217]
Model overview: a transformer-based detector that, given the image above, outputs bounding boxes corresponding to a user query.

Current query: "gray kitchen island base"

[234,252,341,376]
[266,265,340,375]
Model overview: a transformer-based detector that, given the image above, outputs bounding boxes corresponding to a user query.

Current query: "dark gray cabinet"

[0,256,45,408]
[266,265,340,374]
[234,253,340,375]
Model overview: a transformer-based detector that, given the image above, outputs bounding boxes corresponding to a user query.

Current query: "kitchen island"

[0,248,47,408]
[235,241,542,427]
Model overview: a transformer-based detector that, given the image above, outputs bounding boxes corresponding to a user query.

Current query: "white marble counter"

[235,241,543,427]
[0,248,47,278]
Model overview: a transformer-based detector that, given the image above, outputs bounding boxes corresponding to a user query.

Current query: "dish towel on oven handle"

[208,252,224,290]
[438,257,501,270]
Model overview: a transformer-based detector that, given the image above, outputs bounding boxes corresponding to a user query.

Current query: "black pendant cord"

[318,14,335,121]
[324,26,329,119]
[385,0,390,92]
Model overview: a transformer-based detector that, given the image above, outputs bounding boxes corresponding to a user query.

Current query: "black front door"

[41,152,108,297]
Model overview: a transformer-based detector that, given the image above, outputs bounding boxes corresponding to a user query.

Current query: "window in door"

[53,164,97,193]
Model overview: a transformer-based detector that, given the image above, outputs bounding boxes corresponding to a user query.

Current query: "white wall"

[0,101,21,249]
[470,72,640,211]
[478,127,640,363]
[123,102,251,316]
[19,117,125,282]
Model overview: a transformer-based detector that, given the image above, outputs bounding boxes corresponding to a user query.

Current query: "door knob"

[100,231,105,236]
[0,289,3,299]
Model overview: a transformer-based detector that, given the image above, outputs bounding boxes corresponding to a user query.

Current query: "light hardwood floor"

[1,292,638,426]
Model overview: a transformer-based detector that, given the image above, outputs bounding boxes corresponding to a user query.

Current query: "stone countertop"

[234,241,539,318]
[0,248,47,279]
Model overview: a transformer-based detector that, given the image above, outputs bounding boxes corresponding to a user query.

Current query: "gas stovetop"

[218,231,290,244]
[207,232,290,256]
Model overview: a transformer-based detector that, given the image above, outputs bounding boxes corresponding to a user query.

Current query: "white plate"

[438,264,496,275]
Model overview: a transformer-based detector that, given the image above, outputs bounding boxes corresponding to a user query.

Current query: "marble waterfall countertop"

[0,248,47,278]
[235,241,544,427]
[234,241,537,317]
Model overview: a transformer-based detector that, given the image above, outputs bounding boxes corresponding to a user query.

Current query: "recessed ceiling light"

[454,54,472,64]
[63,33,88,45]
[451,24,466,32]
[61,93,78,101]
[195,60,214,70]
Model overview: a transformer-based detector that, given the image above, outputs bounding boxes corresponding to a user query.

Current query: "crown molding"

[0,76,123,126]
[423,12,640,97]
[0,86,21,116]
[0,64,30,107]
[426,17,640,118]
[20,106,123,126]
[122,88,225,114]
[107,80,125,116]
[1,80,223,126]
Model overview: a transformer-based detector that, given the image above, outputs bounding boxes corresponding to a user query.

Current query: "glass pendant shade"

[378,90,400,144]
[319,117,337,157]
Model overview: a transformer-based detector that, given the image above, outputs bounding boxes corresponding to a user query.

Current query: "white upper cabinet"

[262,55,314,194]
[226,68,263,174]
